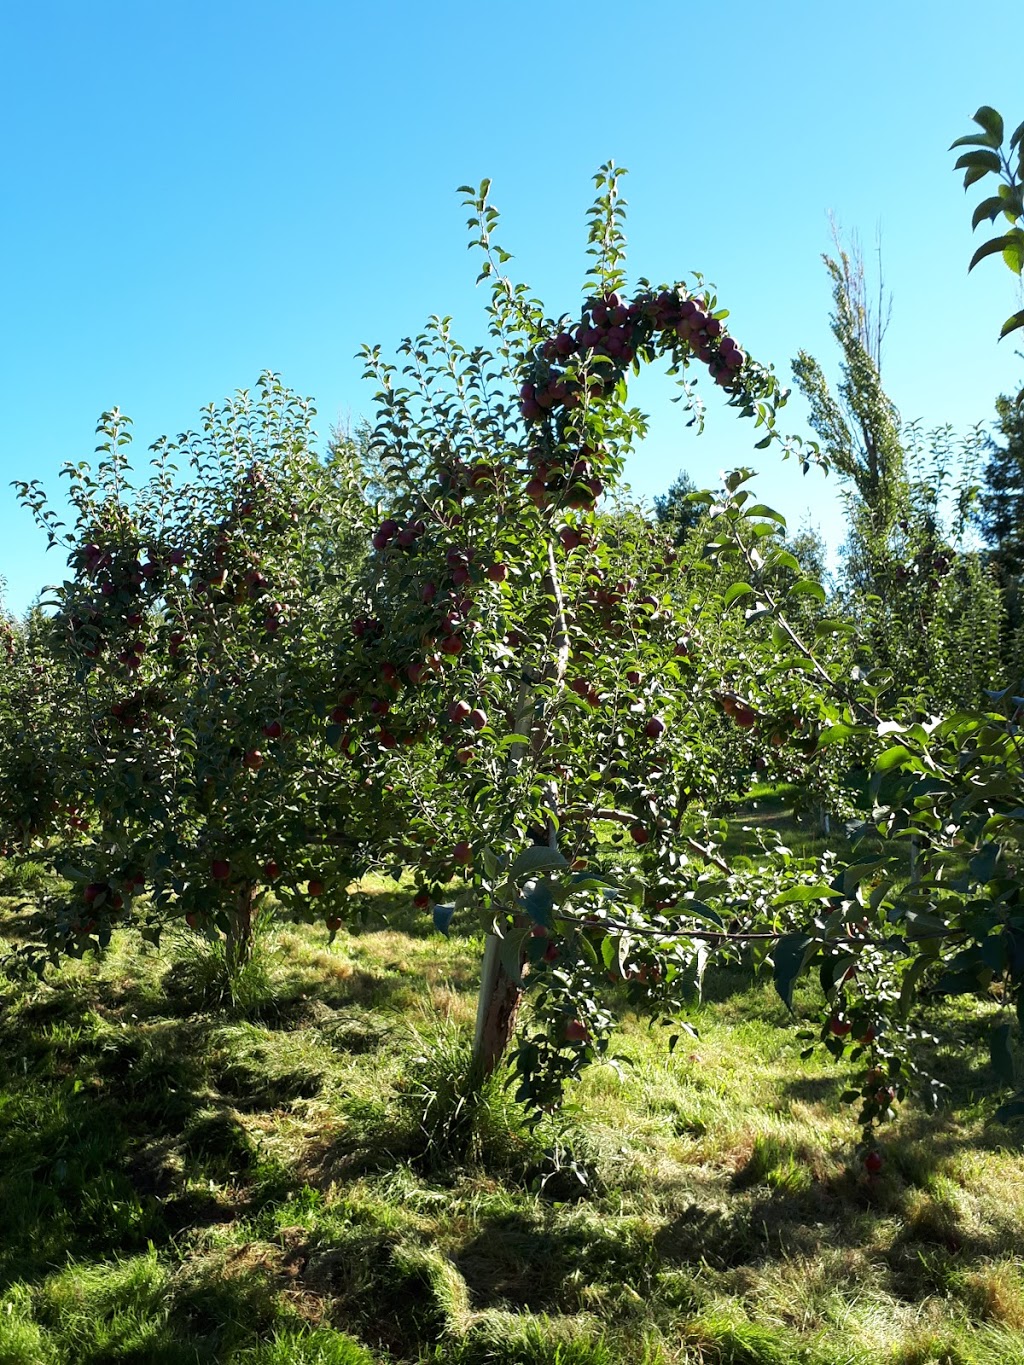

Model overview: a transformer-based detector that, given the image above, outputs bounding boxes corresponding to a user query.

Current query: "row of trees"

[1,114,1022,1151]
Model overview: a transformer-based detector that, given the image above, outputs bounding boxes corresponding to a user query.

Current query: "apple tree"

[0,604,79,856]
[12,373,378,967]
[320,164,839,1108]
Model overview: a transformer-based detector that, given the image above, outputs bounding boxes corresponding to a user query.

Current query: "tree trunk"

[226,879,255,974]
[469,537,568,1081]
[472,933,526,1079]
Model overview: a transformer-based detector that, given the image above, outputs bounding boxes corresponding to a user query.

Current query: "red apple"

[864,1150,884,1175]
[448,699,471,724]
[486,563,507,583]
[469,707,487,731]
[308,879,325,896]
[630,825,650,846]
[644,716,666,740]
[325,915,342,931]
[564,1020,590,1043]
[828,1016,853,1037]
[211,859,231,881]
[262,720,283,740]
[453,840,472,865]
[263,860,280,881]
[244,749,264,770]
[413,892,430,910]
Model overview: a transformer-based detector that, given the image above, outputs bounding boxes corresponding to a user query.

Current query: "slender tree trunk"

[472,933,525,1079]
[226,879,255,974]
[470,539,569,1080]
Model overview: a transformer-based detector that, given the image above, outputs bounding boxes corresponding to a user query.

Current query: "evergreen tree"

[653,469,702,545]
[979,392,1024,653]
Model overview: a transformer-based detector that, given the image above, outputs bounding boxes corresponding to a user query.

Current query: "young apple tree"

[13,373,377,968]
[323,165,833,1108]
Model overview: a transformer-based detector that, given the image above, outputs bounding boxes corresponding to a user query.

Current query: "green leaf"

[969,234,1021,273]
[789,579,826,602]
[816,722,869,747]
[509,846,568,880]
[1000,309,1024,339]
[773,883,835,906]
[840,859,885,893]
[499,927,530,987]
[973,105,1004,144]
[972,195,1010,229]
[773,933,816,1011]
[899,955,933,1018]
[903,909,950,939]
[771,549,801,574]
[971,843,1000,882]
[950,130,1001,150]
[990,1019,1017,1086]
[678,901,726,931]
[955,148,1002,176]
[934,964,990,995]
[875,744,915,773]
[745,503,787,526]
[482,845,505,879]
[723,582,753,608]
[578,932,600,968]
[963,163,995,189]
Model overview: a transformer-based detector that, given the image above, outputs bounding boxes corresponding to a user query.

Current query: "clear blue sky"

[2,0,1021,614]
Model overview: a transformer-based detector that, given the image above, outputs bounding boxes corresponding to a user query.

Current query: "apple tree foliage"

[952,104,1024,345]
[0,605,79,856]
[321,164,857,1109]
[12,374,376,966]
[335,160,1023,1140]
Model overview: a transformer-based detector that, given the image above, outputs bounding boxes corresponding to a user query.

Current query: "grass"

[1,821,1023,1363]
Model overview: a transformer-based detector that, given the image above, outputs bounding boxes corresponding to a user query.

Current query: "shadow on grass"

[455,1208,659,1312]
[0,966,361,1289]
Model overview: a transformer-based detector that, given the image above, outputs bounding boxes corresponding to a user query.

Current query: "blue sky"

[2,0,1021,614]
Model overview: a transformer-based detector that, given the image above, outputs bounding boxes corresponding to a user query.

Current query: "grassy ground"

[1,850,1022,1363]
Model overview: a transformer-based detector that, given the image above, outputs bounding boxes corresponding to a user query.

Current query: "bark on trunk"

[469,537,568,1081]
[472,933,526,1079]
[226,879,255,974]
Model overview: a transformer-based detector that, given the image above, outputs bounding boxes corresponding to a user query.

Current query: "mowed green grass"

[0,860,1022,1364]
